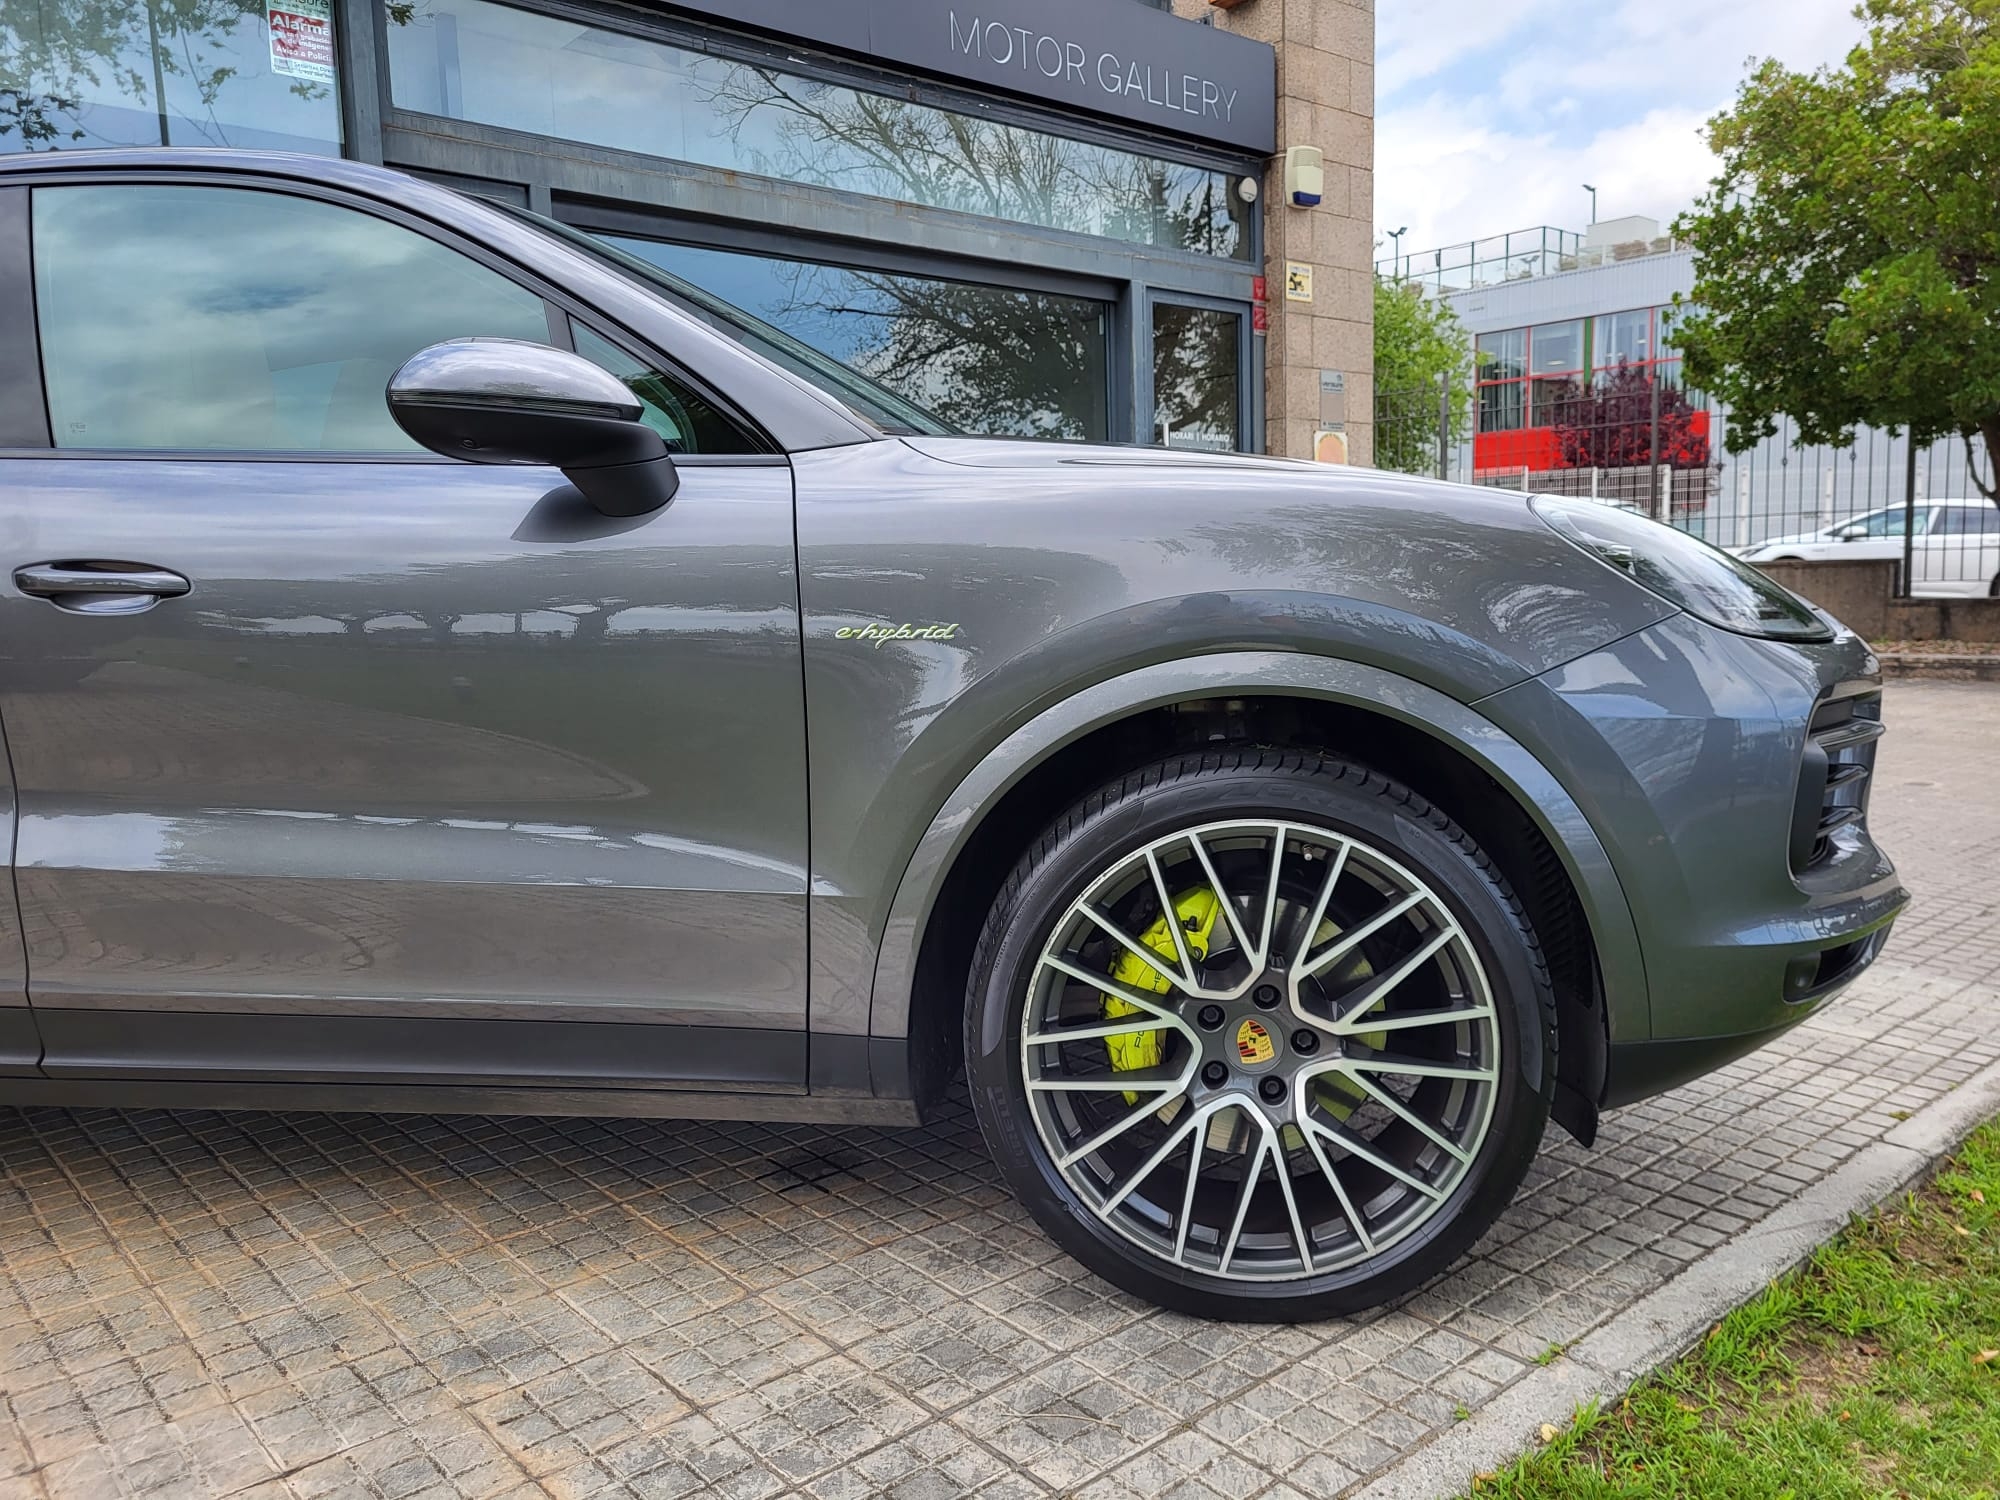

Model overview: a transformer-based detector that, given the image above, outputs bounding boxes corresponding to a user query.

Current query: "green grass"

[1469,1120,2000,1499]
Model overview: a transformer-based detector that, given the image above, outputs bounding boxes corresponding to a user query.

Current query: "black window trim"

[9,166,783,465]
[0,187,50,449]
[559,195,1129,306]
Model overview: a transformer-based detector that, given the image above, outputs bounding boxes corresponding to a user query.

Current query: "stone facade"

[1172,0,1376,462]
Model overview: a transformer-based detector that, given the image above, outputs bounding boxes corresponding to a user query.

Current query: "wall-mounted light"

[1237,176,1260,204]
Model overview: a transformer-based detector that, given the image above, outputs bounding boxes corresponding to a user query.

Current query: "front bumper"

[1483,613,1909,1108]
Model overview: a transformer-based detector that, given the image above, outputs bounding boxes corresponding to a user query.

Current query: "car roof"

[0,146,467,201]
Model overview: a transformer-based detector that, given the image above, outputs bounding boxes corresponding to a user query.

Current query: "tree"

[1673,0,2000,500]
[1372,277,1472,476]
[1551,365,1713,470]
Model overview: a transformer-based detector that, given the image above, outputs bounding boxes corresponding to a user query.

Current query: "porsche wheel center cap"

[1233,1017,1278,1071]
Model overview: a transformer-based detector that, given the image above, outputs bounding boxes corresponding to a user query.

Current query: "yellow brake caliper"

[1100,884,1389,1125]
[1102,886,1222,1100]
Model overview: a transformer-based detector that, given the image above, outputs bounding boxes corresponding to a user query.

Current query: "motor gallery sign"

[656,0,1277,155]
[947,12,1248,135]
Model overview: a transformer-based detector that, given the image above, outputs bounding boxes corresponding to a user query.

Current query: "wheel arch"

[871,652,1648,1145]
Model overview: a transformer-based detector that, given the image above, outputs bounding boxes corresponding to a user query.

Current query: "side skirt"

[0,1075,923,1126]
[30,1009,813,1092]
[0,1010,40,1076]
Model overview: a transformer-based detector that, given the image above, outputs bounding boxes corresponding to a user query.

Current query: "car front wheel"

[964,750,1556,1321]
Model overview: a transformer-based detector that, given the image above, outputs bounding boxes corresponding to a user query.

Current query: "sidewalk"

[1,681,1995,1500]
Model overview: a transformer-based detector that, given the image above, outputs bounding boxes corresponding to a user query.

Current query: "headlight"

[1532,496,1832,642]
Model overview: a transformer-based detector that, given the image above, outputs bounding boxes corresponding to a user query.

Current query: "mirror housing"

[388,338,678,517]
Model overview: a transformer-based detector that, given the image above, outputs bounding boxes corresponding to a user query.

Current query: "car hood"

[894,436,1606,545]
[797,436,1688,701]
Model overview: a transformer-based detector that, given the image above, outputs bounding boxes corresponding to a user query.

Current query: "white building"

[1379,220,1980,551]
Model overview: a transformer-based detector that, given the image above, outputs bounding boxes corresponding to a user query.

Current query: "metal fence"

[1374,373,2000,598]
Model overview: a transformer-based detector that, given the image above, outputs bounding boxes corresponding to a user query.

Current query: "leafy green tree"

[1674,0,2000,499]
[1372,277,1472,476]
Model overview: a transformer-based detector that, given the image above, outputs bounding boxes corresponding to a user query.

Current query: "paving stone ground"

[2,680,1996,1500]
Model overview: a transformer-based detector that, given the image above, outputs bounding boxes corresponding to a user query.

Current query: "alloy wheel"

[1020,819,1501,1282]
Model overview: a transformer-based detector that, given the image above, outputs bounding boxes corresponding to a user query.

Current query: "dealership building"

[3,0,1376,459]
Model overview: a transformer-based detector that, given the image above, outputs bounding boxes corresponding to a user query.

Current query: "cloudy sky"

[1374,0,1869,262]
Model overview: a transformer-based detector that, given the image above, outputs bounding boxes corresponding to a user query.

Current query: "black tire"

[963,749,1556,1321]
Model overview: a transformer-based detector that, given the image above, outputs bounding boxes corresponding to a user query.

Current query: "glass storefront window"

[1475,328,1529,434]
[1152,303,1240,451]
[606,237,1111,442]
[1527,321,1583,426]
[1478,380,1524,434]
[1476,329,1525,383]
[1,0,342,155]
[1594,308,1653,372]
[1530,376,1580,427]
[1659,303,1698,359]
[1529,320,1583,377]
[385,0,1249,261]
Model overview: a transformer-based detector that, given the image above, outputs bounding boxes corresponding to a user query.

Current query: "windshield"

[499,205,955,437]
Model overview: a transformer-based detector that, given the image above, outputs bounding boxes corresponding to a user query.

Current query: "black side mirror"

[388,338,678,517]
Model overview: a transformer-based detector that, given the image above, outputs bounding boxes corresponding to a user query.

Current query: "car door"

[1810,507,1916,563]
[0,177,811,1092]
[1914,505,2000,597]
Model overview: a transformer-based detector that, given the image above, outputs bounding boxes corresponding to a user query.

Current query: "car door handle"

[13,562,192,615]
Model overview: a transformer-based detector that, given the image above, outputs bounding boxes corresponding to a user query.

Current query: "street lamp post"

[1582,184,1597,225]
[1386,225,1407,279]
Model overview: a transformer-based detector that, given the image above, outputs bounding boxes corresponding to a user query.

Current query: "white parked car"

[1735,502,2000,597]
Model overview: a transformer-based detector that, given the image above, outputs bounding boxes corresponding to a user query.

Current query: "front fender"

[863,650,1651,1055]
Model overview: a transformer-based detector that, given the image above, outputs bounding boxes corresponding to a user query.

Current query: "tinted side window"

[33,183,552,453]
[1942,507,2000,536]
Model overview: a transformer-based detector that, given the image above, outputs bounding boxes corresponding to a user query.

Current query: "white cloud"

[1375,0,1567,101]
[1377,104,1720,256]
[1375,0,1868,256]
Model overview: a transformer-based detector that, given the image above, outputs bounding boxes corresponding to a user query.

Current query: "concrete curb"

[1345,1053,2000,1500]
[1879,653,2000,682]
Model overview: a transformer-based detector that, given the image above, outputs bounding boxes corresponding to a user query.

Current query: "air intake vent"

[1791,693,1884,872]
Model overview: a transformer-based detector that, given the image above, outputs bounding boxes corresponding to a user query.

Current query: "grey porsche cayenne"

[0,151,1905,1321]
